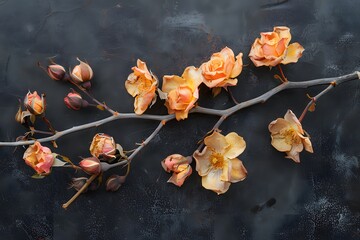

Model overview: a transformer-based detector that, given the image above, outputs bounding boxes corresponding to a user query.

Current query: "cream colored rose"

[201,47,243,88]
[193,131,247,194]
[249,26,304,67]
[125,59,158,115]
[162,66,203,120]
[268,110,313,163]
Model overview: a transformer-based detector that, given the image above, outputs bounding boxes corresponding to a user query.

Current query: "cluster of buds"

[43,58,94,111]
[46,58,93,88]
[74,133,127,193]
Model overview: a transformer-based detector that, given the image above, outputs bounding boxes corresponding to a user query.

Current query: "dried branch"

[0,71,358,147]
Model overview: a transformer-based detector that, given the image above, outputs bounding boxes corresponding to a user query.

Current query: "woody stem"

[1,72,358,147]
[62,173,98,209]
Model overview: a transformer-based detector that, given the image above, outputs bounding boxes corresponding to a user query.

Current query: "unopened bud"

[70,58,93,84]
[79,157,101,175]
[64,91,89,110]
[47,64,66,81]
[70,177,88,192]
[24,91,46,115]
[106,175,126,192]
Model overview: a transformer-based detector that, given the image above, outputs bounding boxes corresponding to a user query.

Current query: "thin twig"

[298,82,336,122]
[128,121,165,161]
[1,71,358,147]
[67,77,117,115]
[277,65,288,82]
[227,87,239,104]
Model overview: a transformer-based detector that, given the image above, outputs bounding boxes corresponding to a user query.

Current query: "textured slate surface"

[0,0,359,239]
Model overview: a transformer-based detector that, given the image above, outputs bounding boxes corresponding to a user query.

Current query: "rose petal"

[302,137,314,153]
[285,142,304,163]
[216,78,238,88]
[262,44,278,57]
[219,158,231,182]
[204,131,230,154]
[193,147,212,176]
[284,110,304,134]
[201,168,231,195]
[271,134,292,152]
[125,73,141,97]
[229,158,247,183]
[162,75,185,93]
[260,32,280,45]
[268,118,290,134]
[285,151,300,163]
[281,42,304,65]
[224,132,246,159]
[133,59,152,80]
[230,52,243,78]
[134,88,156,115]
[275,38,287,56]
[218,47,235,77]
[273,26,291,45]
[181,66,203,89]
[167,164,192,187]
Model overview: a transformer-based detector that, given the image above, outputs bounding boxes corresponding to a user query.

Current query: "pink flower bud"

[64,91,89,110]
[79,157,101,175]
[161,154,192,172]
[47,64,66,81]
[70,58,93,84]
[106,175,126,192]
[161,154,193,187]
[24,91,46,115]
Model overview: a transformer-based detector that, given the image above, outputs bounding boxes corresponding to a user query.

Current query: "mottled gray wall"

[0,0,359,239]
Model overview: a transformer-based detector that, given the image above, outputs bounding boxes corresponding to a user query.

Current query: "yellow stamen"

[210,152,225,169]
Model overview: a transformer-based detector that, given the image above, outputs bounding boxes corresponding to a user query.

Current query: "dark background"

[0,0,359,239]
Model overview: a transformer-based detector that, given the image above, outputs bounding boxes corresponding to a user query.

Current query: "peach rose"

[23,142,54,174]
[162,66,203,120]
[125,59,158,115]
[193,131,247,194]
[161,154,192,187]
[268,110,313,163]
[249,26,304,67]
[201,47,243,88]
[24,91,46,115]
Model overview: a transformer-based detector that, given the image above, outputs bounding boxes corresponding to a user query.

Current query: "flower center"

[138,77,152,92]
[210,152,225,169]
[283,127,301,144]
